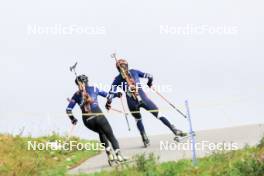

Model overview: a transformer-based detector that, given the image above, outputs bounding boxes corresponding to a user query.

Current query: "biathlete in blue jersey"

[105,59,187,147]
[66,75,126,163]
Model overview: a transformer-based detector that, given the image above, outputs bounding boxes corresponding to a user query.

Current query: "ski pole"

[151,87,187,118]
[66,98,75,140]
[67,124,75,140]
[120,97,131,131]
[185,100,197,165]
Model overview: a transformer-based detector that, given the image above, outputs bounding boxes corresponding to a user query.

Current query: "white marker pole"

[185,100,197,166]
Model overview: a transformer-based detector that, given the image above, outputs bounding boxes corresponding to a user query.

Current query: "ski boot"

[141,132,150,147]
[171,125,188,142]
[106,148,116,166]
[115,150,128,163]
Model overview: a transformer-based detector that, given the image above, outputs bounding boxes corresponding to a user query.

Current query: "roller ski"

[171,126,189,142]
[174,130,196,142]
[115,150,129,164]
[106,149,118,167]
[174,133,196,143]
[107,149,128,166]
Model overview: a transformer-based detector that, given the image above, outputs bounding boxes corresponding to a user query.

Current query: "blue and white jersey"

[109,69,153,100]
[66,86,117,113]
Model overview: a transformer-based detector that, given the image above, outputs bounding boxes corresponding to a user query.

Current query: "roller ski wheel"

[174,135,189,142]
[108,159,115,167]
[107,151,117,167]
[174,131,196,142]
[110,152,130,167]
[116,151,128,162]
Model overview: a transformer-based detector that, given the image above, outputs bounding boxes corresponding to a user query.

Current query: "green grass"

[0,133,101,176]
[1,134,264,176]
[86,137,264,176]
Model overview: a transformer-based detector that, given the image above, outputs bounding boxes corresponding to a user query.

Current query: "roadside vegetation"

[87,137,264,176]
[0,133,100,176]
[1,133,263,176]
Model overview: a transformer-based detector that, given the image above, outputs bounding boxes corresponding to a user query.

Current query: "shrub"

[258,136,264,148]
[134,153,159,174]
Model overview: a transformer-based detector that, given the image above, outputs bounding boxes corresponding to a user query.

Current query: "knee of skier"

[153,112,160,119]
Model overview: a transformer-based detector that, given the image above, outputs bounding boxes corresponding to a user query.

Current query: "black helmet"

[75,75,88,85]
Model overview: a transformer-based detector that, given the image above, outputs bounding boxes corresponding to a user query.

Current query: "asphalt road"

[68,124,264,175]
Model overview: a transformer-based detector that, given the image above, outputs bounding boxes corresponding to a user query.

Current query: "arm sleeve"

[97,87,109,98]
[98,88,119,99]
[136,69,153,80]
[66,94,77,120]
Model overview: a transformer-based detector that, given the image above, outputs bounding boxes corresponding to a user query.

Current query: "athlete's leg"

[96,116,120,151]
[141,98,186,136]
[96,115,128,161]
[141,98,174,128]
[127,98,149,146]
[98,133,110,148]
[86,106,120,151]
[83,116,110,148]
[127,98,145,134]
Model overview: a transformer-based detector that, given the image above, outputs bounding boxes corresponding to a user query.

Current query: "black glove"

[70,117,78,125]
[105,100,112,110]
[116,92,122,98]
[147,79,153,88]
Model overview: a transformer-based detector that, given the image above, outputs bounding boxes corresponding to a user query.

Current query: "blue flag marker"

[185,100,197,166]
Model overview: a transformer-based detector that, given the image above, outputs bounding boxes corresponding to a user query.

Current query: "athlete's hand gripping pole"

[151,87,187,119]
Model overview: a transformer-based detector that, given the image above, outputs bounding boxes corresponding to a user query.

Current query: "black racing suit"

[66,86,119,150]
